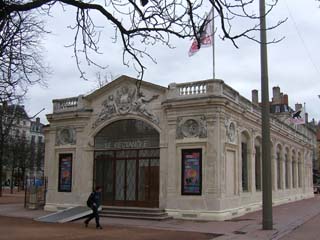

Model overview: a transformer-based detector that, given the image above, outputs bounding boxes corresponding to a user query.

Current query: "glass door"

[95,149,159,207]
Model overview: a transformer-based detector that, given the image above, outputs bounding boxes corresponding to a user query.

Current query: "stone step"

[100,206,171,220]
[100,213,172,221]
[102,206,165,213]
[101,209,167,217]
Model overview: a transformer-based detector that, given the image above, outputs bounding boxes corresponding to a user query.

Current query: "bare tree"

[1,1,285,195]
[0,4,49,195]
[35,139,44,172]
[1,0,284,81]
[0,7,48,104]
[0,102,13,196]
[0,103,26,196]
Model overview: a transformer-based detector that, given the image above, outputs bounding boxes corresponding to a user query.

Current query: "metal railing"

[24,176,47,209]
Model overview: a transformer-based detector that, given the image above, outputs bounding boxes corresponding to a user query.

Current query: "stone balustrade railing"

[168,80,220,99]
[53,95,84,113]
[178,82,207,96]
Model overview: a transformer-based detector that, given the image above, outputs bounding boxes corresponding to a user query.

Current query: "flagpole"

[212,5,215,80]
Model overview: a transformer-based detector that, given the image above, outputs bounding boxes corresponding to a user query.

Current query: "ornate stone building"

[44,75,314,220]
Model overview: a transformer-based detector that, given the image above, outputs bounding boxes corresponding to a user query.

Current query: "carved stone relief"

[225,119,236,144]
[56,127,76,145]
[93,86,159,127]
[176,115,207,139]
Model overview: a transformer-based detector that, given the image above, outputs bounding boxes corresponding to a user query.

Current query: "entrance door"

[94,149,159,208]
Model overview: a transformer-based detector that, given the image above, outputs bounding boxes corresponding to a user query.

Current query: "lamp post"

[260,0,273,230]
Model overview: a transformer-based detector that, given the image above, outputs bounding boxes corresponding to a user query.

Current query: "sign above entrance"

[95,138,159,149]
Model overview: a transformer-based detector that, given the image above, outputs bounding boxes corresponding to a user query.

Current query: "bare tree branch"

[1,0,285,81]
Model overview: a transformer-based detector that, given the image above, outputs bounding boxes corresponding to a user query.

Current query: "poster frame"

[181,148,202,195]
[58,153,73,192]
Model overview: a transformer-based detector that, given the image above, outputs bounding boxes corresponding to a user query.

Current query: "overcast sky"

[24,0,320,124]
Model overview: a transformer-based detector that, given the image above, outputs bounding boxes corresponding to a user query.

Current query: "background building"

[1,104,45,187]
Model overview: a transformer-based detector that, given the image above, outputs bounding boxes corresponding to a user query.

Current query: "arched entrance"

[94,119,160,208]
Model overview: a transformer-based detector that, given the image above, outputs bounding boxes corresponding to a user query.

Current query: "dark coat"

[87,191,102,208]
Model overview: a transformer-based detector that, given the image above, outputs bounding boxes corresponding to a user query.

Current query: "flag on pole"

[188,9,214,57]
[289,107,305,125]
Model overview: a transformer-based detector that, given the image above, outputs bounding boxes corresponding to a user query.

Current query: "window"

[255,146,262,191]
[38,136,43,143]
[58,153,73,192]
[275,105,281,113]
[285,153,289,189]
[298,162,302,187]
[277,152,282,189]
[242,142,249,192]
[31,135,35,143]
[95,119,159,149]
[292,155,296,188]
[181,149,202,195]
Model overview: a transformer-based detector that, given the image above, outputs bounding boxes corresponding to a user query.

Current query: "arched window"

[298,152,302,188]
[292,150,296,188]
[241,132,250,192]
[276,145,282,190]
[255,137,262,191]
[94,119,160,207]
[285,148,289,189]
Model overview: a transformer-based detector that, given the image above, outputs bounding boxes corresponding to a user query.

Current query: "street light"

[260,0,273,230]
[29,108,45,120]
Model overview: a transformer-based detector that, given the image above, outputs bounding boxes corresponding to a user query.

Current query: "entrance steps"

[100,206,172,220]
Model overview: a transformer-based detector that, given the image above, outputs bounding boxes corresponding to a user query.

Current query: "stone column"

[206,115,217,194]
[252,146,256,193]
[167,118,178,196]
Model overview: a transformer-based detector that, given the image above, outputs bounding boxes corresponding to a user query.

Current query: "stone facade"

[44,75,314,220]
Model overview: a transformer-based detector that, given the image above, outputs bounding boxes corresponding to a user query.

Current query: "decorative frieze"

[176,115,207,139]
[56,127,76,145]
[225,119,237,144]
[93,86,159,127]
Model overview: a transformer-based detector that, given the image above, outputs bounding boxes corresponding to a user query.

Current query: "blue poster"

[59,154,72,192]
[182,150,201,195]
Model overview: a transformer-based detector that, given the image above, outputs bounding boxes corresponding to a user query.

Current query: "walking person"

[84,186,103,229]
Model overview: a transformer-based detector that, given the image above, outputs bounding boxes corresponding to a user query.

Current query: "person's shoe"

[84,221,88,228]
[96,226,103,229]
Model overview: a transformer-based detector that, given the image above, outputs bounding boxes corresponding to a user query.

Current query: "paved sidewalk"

[0,194,320,239]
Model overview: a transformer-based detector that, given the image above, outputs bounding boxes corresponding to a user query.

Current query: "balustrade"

[53,96,81,113]
[178,82,207,96]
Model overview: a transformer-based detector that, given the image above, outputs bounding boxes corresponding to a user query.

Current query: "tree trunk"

[0,140,3,197]
[10,167,14,194]
[17,168,20,192]
[21,168,25,191]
